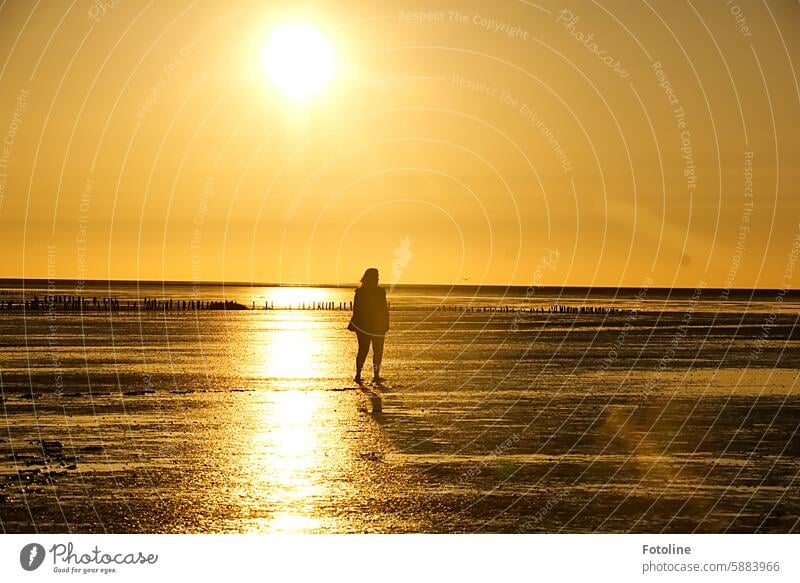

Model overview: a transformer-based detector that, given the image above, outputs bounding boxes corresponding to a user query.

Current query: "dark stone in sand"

[61,392,83,397]
[13,453,44,466]
[11,452,41,462]
[359,452,385,462]
[80,445,104,453]
[206,301,248,310]
[41,440,63,452]
[123,389,156,396]
[42,470,67,481]
[66,464,77,470]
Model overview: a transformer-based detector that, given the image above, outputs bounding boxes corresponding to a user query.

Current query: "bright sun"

[263,24,335,101]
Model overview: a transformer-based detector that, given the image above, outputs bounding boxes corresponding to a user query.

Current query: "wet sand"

[1,309,799,532]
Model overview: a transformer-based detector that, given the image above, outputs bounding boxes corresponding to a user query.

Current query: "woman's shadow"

[355,381,383,415]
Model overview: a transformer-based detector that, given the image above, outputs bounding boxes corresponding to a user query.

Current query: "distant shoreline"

[0,277,797,298]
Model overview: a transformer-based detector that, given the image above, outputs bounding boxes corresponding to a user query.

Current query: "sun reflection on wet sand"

[258,391,324,532]
[251,310,349,389]
[227,385,388,533]
[262,321,323,382]
[241,310,343,532]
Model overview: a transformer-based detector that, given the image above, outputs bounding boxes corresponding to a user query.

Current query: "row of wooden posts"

[1,294,632,315]
[0,295,352,312]
[434,304,630,314]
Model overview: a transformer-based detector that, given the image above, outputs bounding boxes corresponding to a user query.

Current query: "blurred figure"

[348,268,389,383]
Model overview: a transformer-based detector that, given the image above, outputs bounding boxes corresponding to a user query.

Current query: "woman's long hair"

[359,268,379,289]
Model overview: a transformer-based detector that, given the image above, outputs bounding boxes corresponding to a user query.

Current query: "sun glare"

[263,23,335,101]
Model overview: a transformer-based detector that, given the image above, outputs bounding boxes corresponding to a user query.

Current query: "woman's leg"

[355,332,370,380]
[371,335,385,380]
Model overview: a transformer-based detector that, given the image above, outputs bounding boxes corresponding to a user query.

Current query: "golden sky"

[0,0,798,287]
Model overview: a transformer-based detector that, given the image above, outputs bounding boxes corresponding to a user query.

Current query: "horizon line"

[0,276,796,293]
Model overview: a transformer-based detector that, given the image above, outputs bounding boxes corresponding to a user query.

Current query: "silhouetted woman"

[348,267,389,383]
